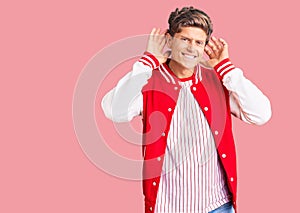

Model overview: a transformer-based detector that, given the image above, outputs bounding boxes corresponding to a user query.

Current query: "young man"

[102,6,271,213]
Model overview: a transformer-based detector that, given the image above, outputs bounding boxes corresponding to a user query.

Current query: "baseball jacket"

[102,53,272,213]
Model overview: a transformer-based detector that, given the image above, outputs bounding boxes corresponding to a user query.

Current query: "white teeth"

[185,55,194,59]
[183,53,196,59]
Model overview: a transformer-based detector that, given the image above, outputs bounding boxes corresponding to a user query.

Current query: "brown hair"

[167,6,213,44]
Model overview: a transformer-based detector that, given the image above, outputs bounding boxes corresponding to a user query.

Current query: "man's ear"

[166,33,173,49]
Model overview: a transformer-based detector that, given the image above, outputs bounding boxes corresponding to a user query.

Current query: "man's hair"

[167,6,213,45]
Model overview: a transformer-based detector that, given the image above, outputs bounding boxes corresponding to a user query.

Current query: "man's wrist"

[214,58,235,80]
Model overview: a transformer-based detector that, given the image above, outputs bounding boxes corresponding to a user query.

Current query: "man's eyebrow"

[180,35,205,41]
[179,35,189,39]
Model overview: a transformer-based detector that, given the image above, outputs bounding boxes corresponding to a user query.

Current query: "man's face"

[167,26,207,70]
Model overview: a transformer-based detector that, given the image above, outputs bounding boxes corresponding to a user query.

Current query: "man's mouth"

[182,52,197,59]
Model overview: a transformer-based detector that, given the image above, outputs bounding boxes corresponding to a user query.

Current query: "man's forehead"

[175,27,207,40]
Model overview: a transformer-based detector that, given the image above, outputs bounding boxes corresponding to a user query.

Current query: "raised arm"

[204,36,272,125]
[101,28,170,122]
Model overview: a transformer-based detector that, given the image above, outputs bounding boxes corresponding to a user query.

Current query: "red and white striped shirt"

[154,79,231,213]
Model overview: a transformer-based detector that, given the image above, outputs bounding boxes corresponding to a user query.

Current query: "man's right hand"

[146,28,171,64]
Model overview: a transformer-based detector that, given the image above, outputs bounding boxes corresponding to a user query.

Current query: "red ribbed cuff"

[214,58,235,80]
[138,52,160,69]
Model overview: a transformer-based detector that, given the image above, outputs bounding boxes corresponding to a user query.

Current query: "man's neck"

[169,60,194,79]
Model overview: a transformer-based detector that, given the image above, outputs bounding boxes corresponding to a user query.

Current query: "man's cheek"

[197,51,205,61]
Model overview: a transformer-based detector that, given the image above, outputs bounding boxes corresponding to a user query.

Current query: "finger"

[158,30,167,42]
[219,38,228,48]
[153,28,161,41]
[150,28,156,36]
[207,41,218,54]
[209,38,221,52]
[155,29,167,46]
[204,45,216,58]
[159,35,167,47]
[158,29,167,40]
[149,28,156,42]
[151,28,161,44]
[211,36,223,50]
[155,28,161,35]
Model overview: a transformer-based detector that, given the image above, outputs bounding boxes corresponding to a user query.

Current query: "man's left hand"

[204,36,230,68]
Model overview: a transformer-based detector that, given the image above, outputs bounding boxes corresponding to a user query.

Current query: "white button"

[157,157,161,161]
[230,177,234,182]
[174,86,178,90]
[204,107,208,111]
[168,108,172,112]
[162,132,166,137]
[222,154,227,158]
[153,181,157,186]
[192,87,197,91]
[214,130,219,135]
[149,207,153,211]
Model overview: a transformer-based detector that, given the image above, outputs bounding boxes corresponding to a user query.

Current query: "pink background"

[1,0,299,212]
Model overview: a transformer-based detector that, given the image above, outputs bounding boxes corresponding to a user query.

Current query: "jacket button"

[174,86,178,90]
[157,157,161,161]
[192,87,197,91]
[222,154,227,158]
[162,132,166,137]
[230,177,234,182]
[153,181,157,186]
[214,130,219,135]
[168,108,172,112]
[149,206,153,211]
[204,107,208,111]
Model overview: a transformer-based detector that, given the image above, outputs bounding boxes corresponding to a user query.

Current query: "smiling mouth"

[182,52,197,59]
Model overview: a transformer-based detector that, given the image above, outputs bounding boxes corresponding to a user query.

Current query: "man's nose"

[187,42,196,51]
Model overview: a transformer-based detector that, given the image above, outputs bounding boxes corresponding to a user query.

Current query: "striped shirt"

[154,80,231,213]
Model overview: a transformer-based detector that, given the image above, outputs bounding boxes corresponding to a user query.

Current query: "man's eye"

[197,41,204,45]
[181,38,188,41]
